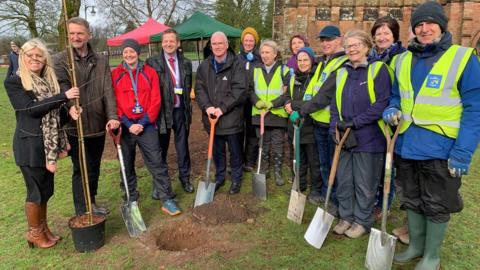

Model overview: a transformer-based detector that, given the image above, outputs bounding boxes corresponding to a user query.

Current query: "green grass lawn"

[0,66,479,269]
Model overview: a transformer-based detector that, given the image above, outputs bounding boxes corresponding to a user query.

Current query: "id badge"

[304,94,312,101]
[132,104,144,114]
[174,87,183,95]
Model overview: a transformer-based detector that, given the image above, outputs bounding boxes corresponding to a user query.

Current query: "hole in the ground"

[155,220,208,251]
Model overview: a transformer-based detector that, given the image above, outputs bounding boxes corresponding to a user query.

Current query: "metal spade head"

[365,227,397,270]
[252,173,267,200]
[121,201,147,238]
[194,181,216,207]
[287,189,306,224]
[304,206,335,249]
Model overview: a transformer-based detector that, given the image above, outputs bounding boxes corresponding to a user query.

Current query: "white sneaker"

[333,220,352,235]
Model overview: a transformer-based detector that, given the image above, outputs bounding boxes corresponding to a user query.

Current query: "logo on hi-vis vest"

[426,74,442,89]
[320,72,327,83]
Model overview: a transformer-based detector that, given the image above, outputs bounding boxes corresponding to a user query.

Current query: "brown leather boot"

[40,203,61,242]
[25,202,56,249]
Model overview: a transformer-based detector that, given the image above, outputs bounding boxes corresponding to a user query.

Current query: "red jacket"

[111,61,161,127]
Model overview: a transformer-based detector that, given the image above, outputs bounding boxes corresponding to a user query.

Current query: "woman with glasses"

[4,38,80,248]
[293,29,391,238]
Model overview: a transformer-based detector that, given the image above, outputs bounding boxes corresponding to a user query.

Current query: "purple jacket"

[286,54,298,71]
[330,62,391,153]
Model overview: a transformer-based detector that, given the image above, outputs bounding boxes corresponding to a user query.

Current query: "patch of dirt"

[123,215,253,269]
[191,193,267,225]
[155,219,208,251]
[102,104,208,174]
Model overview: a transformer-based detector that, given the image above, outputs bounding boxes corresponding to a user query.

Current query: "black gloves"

[337,121,354,132]
[332,129,357,149]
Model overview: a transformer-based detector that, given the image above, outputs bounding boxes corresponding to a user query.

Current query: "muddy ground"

[103,104,209,176]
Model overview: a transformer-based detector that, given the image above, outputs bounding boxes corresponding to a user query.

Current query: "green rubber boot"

[414,220,448,270]
[394,210,426,264]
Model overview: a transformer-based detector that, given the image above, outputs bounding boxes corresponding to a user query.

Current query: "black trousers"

[395,156,463,223]
[69,134,105,215]
[255,127,284,167]
[299,143,322,194]
[244,113,258,167]
[20,166,54,204]
[122,129,175,203]
[158,107,191,183]
[213,132,244,184]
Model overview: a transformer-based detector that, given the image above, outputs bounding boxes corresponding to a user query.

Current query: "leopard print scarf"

[31,75,69,169]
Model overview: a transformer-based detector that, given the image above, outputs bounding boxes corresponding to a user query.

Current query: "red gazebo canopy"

[107,18,170,46]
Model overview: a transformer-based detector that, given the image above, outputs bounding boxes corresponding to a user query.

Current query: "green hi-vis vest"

[252,65,290,118]
[309,55,348,124]
[335,61,390,137]
[393,45,474,138]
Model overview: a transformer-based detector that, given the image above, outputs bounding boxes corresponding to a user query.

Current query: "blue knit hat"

[121,39,141,55]
[296,47,316,63]
[411,1,448,32]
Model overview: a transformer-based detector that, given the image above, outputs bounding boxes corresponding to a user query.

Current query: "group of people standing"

[5,17,194,249]
[4,2,480,269]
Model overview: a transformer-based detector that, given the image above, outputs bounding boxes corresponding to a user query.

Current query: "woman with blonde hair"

[4,38,79,248]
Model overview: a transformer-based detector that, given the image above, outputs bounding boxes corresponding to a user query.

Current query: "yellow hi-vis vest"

[393,45,474,138]
[252,65,289,118]
[335,61,390,137]
[289,64,322,106]
[309,55,348,124]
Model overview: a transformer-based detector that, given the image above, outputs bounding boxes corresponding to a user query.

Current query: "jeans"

[314,126,337,202]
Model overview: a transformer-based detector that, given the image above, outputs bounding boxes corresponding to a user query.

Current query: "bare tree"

[96,0,195,29]
[56,0,81,50]
[0,0,59,37]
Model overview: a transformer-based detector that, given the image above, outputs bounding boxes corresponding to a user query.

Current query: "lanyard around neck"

[125,62,140,104]
[166,56,180,87]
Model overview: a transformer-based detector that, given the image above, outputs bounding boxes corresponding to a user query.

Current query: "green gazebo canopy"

[150,11,242,42]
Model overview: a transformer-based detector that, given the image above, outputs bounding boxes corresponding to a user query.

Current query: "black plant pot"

[68,215,106,252]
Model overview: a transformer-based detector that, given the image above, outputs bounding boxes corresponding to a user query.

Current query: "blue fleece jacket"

[387,32,480,164]
[330,61,391,153]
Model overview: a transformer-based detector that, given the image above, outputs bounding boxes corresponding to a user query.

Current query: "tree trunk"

[57,0,81,51]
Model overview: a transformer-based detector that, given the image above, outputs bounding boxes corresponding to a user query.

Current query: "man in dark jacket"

[6,41,19,78]
[146,29,194,194]
[54,17,120,216]
[195,31,247,194]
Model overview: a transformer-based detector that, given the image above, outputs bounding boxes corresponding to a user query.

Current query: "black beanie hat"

[411,1,448,32]
[121,39,141,55]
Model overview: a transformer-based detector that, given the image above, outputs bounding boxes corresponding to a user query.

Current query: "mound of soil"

[191,193,263,225]
[155,219,209,251]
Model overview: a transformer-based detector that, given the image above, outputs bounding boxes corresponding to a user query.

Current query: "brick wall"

[274,0,480,56]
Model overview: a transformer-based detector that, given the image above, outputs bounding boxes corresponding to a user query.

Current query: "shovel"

[109,127,147,238]
[365,122,402,270]
[287,120,306,224]
[304,127,351,248]
[194,114,218,207]
[252,110,268,200]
